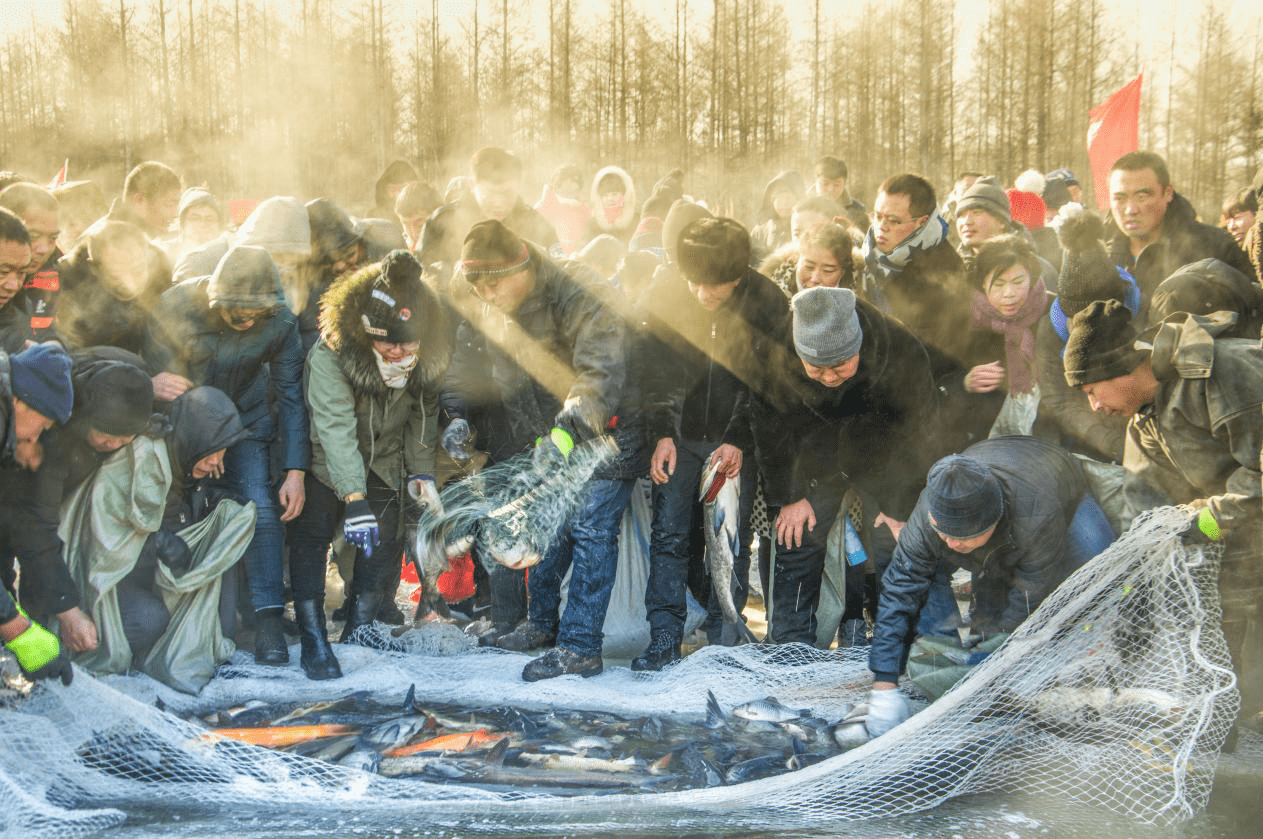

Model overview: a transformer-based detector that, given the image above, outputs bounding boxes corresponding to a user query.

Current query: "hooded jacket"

[55,240,168,356]
[752,298,939,517]
[1,347,154,617]
[1123,311,1263,532]
[584,166,639,244]
[305,265,450,499]
[144,249,310,471]
[870,436,1089,681]
[372,159,419,219]
[750,170,805,257]
[639,265,792,453]
[1104,191,1255,318]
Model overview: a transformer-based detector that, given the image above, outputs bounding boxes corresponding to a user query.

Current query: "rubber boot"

[253,607,289,666]
[295,599,342,680]
[338,589,383,644]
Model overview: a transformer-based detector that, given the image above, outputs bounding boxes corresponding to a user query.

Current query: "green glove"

[5,606,73,686]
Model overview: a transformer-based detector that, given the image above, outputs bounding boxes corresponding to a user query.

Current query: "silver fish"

[725,754,785,784]
[516,752,645,774]
[338,747,382,774]
[731,696,812,723]
[699,460,757,644]
[705,690,728,729]
[362,715,430,751]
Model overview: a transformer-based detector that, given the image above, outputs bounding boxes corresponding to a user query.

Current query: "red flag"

[1087,74,1143,211]
[47,159,68,190]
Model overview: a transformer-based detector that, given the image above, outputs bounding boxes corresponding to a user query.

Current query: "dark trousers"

[645,439,754,638]
[288,472,403,603]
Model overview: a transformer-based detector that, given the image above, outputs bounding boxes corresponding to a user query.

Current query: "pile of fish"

[172,685,879,795]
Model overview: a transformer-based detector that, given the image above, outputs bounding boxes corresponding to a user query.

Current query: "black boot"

[338,589,383,643]
[295,599,342,680]
[253,608,289,666]
[631,629,682,672]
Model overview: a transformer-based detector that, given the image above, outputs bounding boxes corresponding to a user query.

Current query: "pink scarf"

[970,278,1048,394]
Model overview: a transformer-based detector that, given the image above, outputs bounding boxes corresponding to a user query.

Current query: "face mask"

[373,347,419,388]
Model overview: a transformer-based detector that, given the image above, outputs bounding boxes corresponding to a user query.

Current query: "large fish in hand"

[699,460,757,644]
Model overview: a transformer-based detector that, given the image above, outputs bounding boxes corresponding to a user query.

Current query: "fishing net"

[0,505,1243,837]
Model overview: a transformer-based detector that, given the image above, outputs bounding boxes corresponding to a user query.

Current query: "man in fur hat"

[1066,299,1263,726]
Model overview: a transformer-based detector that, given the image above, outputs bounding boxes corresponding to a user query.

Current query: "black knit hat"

[677,217,750,286]
[925,455,1004,539]
[1063,299,1147,388]
[1055,208,1128,318]
[361,250,425,344]
[459,220,530,282]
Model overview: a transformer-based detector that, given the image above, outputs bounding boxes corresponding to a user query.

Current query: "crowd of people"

[0,147,1260,744]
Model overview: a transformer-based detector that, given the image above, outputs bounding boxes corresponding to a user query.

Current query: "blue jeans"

[1066,493,1115,570]
[527,477,633,658]
[219,438,284,613]
[645,439,754,638]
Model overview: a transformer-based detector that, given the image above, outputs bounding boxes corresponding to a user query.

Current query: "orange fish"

[207,724,356,748]
[384,728,503,757]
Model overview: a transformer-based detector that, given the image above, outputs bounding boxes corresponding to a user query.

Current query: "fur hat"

[792,287,863,367]
[10,343,74,425]
[459,220,530,282]
[957,177,1011,225]
[677,217,750,286]
[1055,206,1128,318]
[361,250,426,343]
[925,455,1004,539]
[1063,299,1146,388]
[662,199,712,266]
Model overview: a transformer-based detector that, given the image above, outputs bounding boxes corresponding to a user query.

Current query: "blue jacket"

[869,436,1087,682]
[144,277,310,471]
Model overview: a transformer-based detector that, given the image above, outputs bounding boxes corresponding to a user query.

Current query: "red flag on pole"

[47,159,68,190]
[1087,74,1143,211]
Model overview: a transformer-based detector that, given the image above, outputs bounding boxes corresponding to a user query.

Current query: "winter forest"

[0,0,1259,220]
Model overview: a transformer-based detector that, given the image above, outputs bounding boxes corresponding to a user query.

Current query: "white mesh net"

[0,506,1244,837]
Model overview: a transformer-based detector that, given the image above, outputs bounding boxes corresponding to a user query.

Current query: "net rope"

[0,505,1242,836]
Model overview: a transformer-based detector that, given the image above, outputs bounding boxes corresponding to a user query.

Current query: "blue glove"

[343,499,380,557]
[864,686,910,739]
[441,418,474,463]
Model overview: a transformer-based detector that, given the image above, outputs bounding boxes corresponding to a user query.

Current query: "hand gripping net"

[0,506,1241,836]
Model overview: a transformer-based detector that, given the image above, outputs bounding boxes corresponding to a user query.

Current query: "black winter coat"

[144,277,310,471]
[869,436,1088,681]
[752,299,939,517]
[638,266,792,452]
[1104,192,1255,319]
[55,243,168,356]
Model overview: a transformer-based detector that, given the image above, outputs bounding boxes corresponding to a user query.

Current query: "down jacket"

[305,266,450,499]
[870,436,1088,682]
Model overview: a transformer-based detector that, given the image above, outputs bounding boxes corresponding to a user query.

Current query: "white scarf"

[373,348,418,389]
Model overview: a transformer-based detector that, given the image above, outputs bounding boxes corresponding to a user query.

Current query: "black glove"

[145,530,195,576]
[1180,507,1221,547]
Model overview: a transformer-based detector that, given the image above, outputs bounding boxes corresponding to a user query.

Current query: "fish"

[338,747,382,773]
[731,696,813,724]
[705,690,728,729]
[383,728,504,758]
[269,699,345,727]
[570,735,615,752]
[516,752,645,774]
[678,743,724,787]
[287,732,359,762]
[362,715,433,752]
[773,717,830,743]
[204,724,356,748]
[698,460,757,645]
[724,753,786,784]
[786,751,829,771]
[388,757,653,790]
[212,699,275,727]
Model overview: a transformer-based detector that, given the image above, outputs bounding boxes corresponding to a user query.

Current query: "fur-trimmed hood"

[317,261,451,397]
[590,165,638,234]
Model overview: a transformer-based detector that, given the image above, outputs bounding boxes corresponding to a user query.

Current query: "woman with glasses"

[143,245,310,669]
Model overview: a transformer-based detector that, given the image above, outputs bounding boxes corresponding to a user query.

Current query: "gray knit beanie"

[792,286,863,367]
[925,455,1004,539]
[956,176,1011,226]
[207,245,283,310]
[238,196,312,256]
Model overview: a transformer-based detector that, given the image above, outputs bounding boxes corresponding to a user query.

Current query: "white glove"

[865,686,910,739]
